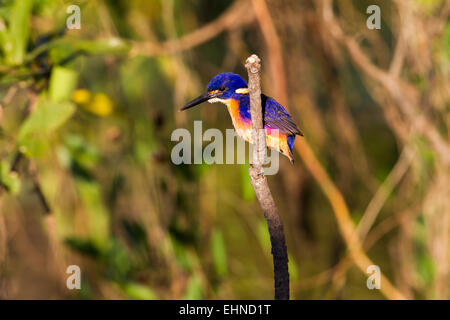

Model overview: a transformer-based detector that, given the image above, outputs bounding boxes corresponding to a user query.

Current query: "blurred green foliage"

[0,0,449,300]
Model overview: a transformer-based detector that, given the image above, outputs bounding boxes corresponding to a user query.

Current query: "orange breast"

[224,99,291,159]
[224,99,253,142]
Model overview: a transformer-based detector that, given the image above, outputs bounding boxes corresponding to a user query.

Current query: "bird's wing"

[262,95,303,136]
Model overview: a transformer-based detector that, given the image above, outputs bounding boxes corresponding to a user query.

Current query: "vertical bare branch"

[245,54,290,300]
[251,0,288,106]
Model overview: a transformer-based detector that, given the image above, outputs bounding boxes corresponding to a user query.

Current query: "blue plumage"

[182,72,303,163]
[207,72,248,96]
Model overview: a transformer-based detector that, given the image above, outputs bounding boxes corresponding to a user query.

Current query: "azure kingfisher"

[180,72,303,163]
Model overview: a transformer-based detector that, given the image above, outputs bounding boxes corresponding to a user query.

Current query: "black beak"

[180,92,216,111]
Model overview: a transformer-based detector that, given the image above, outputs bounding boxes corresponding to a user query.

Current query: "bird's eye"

[219,85,226,91]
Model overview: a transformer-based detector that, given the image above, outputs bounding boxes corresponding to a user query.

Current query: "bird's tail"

[288,150,295,164]
[287,135,296,164]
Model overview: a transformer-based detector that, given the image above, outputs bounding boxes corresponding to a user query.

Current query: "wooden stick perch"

[245,54,290,300]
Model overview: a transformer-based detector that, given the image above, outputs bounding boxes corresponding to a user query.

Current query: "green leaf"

[18,99,75,139]
[49,66,78,103]
[103,239,134,281]
[0,18,9,57]
[24,37,130,66]
[17,98,75,157]
[240,164,255,201]
[183,275,203,300]
[211,229,228,278]
[417,254,435,285]
[73,38,131,55]
[171,236,192,271]
[76,179,110,248]
[257,219,271,252]
[63,133,101,170]
[442,22,450,61]
[288,254,299,282]
[7,0,33,65]
[120,282,158,300]
[122,219,149,252]
[414,0,443,14]
[0,160,21,195]
[65,237,103,258]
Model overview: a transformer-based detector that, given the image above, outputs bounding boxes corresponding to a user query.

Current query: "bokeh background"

[0,0,449,299]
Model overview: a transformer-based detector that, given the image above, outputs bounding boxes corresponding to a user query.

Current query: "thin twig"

[245,54,290,300]
[28,161,51,215]
[130,0,254,57]
[357,147,415,240]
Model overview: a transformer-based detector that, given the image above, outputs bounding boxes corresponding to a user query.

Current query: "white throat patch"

[208,98,227,104]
